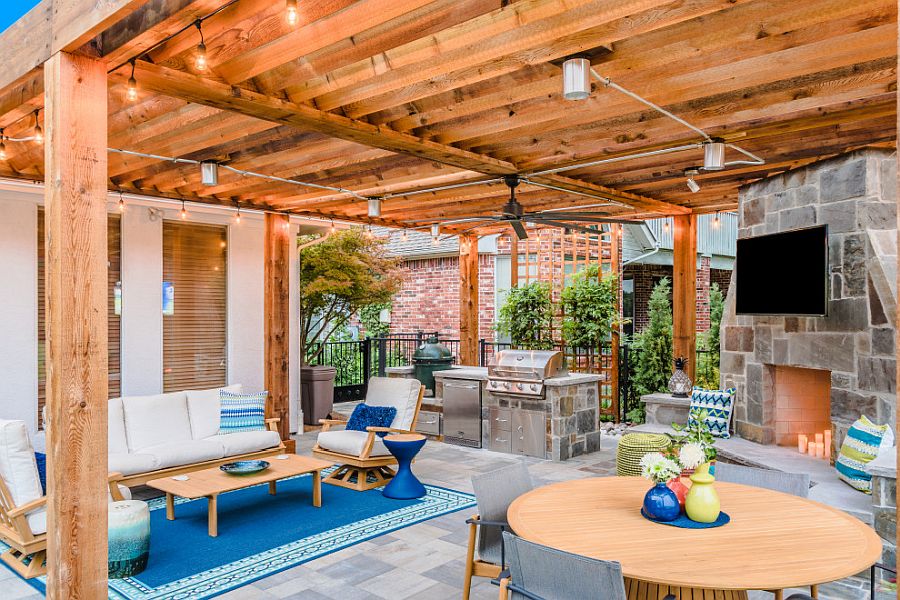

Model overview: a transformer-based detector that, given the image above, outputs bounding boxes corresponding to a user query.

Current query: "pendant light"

[702,139,725,171]
[286,0,299,26]
[118,191,126,212]
[233,206,241,224]
[126,60,138,102]
[33,110,42,145]
[430,223,440,244]
[562,57,591,100]
[685,169,700,194]
[200,161,219,186]
[712,211,721,229]
[367,197,381,218]
[329,219,336,234]
[180,200,188,219]
[401,229,408,242]
[194,20,207,71]
[0,129,7,161]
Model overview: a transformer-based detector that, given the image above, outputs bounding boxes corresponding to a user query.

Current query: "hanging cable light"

[367,197,382,218]
[329,219,336,234]
[194,20,208,71]
[712,211,721,229]
[685,169,700,194]
[180,200,188,219]
[702,138,726,171]
[0,129,6,161]
[562,57,591,100]
[663,219,670,234]
[286,0,299,26]
[401,229,408,242]
[126,60,138,102]
[118,191,126,212]
[233,205,241,224]
[33,110,42,145]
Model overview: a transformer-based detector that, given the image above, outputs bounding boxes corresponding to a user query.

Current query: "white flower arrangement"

[639,452,681,484]
[678,442,706,470]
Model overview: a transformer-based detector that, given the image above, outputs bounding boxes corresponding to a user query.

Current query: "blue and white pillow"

[218,391,267,434]
[836,416,892,493]
[688,387,737,438]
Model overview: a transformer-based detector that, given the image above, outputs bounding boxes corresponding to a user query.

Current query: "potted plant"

[668,407,718,465]
[298,229,404,424]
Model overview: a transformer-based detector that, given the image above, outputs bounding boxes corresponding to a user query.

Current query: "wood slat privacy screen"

[162,221,227,392]
[38,211,121,428]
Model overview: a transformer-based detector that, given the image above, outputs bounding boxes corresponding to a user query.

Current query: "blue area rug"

[6,472,474,599]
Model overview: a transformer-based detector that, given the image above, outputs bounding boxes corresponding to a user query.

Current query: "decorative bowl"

[220,460,270,475]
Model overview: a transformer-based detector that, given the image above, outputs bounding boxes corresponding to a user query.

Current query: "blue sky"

[0,2,40,34]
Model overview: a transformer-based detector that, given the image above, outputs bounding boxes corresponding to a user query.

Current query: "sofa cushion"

[219,391,267,434]
[122,392,192,452]
[365,377,421,431]
[204,431,281,457]
[0,420,43,516]
[187,384,243,440]
[108,452,159,476]
[316,430,390,457]
[140,440,225,469]
[108,398,128,454]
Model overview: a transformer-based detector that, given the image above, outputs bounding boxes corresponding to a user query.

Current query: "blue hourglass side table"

[382,433,427,499]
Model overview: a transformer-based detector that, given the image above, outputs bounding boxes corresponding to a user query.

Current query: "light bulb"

[286,0,298,25]
[195,42,207,71]
[663,220,670,233]
[118,196,126,212]
[329,221,336,234]
[127,76,138,101]
[234,209,241,224]
[401,230,408,242]
[0,141,6,161]
[34,124,42,145]
[180,202,188,219]
[712,212,720,228]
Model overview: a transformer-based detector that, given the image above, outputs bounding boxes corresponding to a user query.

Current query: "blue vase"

[643,482,680,522]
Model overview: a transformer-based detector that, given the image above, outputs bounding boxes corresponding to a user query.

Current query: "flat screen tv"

[735,225,828,316]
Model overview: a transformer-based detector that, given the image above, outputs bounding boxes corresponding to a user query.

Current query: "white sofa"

[109,384,283,487]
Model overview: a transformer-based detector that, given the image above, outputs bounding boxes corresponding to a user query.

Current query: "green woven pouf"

[616,433,671,476]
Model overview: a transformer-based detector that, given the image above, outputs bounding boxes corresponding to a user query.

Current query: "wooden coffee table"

[147,454,333,537]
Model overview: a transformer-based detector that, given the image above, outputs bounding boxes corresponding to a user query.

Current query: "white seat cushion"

[205,431,281,457]
[108,398,129,454]
[108,452,159,476]
[0,419,43,518]
[365,377,421,431]
[316,430,390,457]
[25,485,133,536]
[139,440,225,469]
[122,392,192,452]
[187,384,243,440]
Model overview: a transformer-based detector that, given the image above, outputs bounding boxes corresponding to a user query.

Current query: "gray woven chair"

[714,462,810,498]
[463,461,533,600]
[497,531,668,600]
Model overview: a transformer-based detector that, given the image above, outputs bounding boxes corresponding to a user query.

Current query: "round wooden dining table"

[507,477,882,599]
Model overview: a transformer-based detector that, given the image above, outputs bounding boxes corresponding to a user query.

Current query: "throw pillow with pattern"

[346,404,398,437]
[836,415,890,493]
[218,391,267,434]
[688,387,737,438]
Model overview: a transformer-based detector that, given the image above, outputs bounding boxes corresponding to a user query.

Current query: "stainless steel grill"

[486,349,567,397]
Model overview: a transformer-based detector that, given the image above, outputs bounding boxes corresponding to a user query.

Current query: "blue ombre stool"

[108,500,151,578]
[382,434,427,499]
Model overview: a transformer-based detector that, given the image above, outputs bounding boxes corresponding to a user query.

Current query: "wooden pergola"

[0,0,895,596]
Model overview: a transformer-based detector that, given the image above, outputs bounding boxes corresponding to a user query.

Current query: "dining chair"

[714,462,813,600]
[463,461,533,600]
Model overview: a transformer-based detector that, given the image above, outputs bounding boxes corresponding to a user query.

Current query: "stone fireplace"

[720,148,897,452]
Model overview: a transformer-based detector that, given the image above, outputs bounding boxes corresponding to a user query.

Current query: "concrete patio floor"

[0,431,890,600]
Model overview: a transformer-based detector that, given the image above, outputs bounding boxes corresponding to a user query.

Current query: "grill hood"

[487,349,567,381]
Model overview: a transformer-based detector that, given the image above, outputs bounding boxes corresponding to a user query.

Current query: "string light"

[33,110,42,145]
[329,220,336,234]
[401,230,408,242]
[0,129,6,161]
[194,20,207,71]
[286,0,299,26]
[180,200,188,219]
[234,206,241,224]
[712,211,720,229]
[663,219,670,233]
[126,60,138,102]
[118,191,126,212]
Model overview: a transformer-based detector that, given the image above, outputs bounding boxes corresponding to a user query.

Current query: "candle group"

[798,431,831,460]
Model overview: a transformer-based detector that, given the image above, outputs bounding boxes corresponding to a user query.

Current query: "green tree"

[358,302,392,338]
[559,265,623,349]
[299,229,404,365]
[696,282,724,388]
[632,277,673,399]
[496,281,554,349]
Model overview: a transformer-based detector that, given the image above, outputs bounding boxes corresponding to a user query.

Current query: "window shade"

[162,221,227,392]
[38,211,121,428]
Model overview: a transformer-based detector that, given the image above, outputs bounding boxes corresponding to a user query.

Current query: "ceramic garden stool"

[615,433,671,476]
[108,500,151,578]
[382,433,427,499]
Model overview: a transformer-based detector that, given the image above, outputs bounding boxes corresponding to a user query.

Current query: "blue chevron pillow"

[688,387,737,438]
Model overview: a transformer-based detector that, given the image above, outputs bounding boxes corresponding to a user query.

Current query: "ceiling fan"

[410,175,637,240]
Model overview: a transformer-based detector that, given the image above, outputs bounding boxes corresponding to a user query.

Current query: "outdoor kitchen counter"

[433,366,489,381]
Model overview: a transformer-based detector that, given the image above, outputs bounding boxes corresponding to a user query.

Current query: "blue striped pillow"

[218,391,267,434]
[688,387,737,438]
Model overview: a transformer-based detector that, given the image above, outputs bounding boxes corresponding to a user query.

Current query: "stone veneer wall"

[720,148,897,448]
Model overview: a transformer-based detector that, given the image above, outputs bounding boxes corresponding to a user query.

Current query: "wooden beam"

[265,213,291,441]
[671,214,697,381]
[459,233,480,366]
[43,51,109,599]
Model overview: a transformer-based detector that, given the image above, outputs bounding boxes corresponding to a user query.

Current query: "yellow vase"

[685,461,720,523]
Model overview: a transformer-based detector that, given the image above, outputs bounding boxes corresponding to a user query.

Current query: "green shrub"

[631,277,673,399]
[496,281,554,349]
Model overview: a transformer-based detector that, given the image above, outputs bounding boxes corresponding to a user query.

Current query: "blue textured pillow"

[219,391,267,434]
[346,404,397,437]
[34,452,46,494]
[688,387,736,438]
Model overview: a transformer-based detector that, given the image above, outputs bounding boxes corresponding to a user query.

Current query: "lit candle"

[824,430,832,456]
[798,434,808,454]
[815,442,825,459]
[815,433,824,446]
[808,441,817,456]
[824,441,832,461]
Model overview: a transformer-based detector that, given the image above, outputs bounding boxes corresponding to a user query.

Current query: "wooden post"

[459,233,479,366]
[265,213,291,441]
[610,224,621,422]
[672,214,698,381]
[43,52,109,599]
[510,235,519,288]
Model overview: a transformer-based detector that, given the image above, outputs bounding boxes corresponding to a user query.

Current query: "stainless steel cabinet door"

[511,410,546,458]
[442,379,481,447]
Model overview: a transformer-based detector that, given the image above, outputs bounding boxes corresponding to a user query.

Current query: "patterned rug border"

[11,473,475,600]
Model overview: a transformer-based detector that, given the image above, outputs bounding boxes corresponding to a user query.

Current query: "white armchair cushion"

[365,377,421,431]
[0,419,43,515]
[108,398,128,454]
[108,452,159,476]
[204,430,281,457]
[187,384,243,440]
[122,392,192,452]
[26,485,133,536]
[316,430,390,457]
[139,440,225,469]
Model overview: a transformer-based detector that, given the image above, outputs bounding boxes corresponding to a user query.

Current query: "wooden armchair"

[312,378,425,492]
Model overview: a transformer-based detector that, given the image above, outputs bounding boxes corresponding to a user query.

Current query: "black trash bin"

[300,365,336,425]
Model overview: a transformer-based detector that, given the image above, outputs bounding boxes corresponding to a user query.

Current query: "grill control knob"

[529,384,539,392]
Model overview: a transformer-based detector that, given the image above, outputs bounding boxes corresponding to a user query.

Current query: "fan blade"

[535,203,614,213]
[510,219,529,240]
[404,217,499,226]
[524,217,604,236]
[528,214,637,224]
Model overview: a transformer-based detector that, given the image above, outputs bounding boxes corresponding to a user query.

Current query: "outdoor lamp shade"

[367,197,382,217]
[200,161,219,186]
[430,224,440,238]
[562,57,591,100]
[703,140,726,170]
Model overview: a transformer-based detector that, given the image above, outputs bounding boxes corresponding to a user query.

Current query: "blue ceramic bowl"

[220,460,270,475]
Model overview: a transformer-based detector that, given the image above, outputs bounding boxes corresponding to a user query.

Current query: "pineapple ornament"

[668,356,692,398]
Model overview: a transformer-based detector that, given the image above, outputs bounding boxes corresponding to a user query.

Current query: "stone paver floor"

[1,431,890,599]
